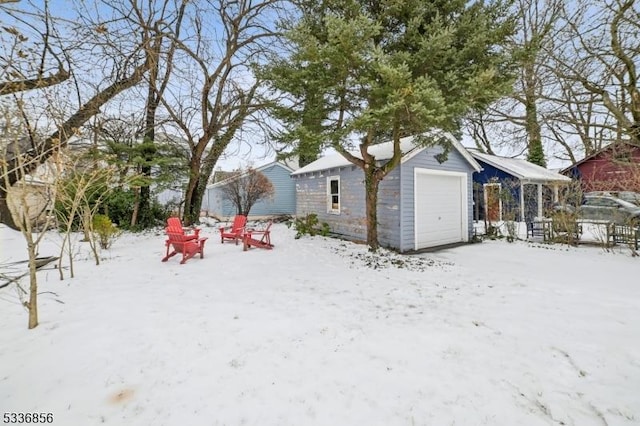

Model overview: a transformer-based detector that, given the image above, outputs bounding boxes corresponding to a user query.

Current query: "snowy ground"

[1,221,639,426]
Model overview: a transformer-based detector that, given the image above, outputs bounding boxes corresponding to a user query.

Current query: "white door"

[414,169,468,249]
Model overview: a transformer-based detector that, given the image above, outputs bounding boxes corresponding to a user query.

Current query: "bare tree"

[554,0,640,146]
[0,1,70,96]
[220,167,274,216]
[54,151,123,275]
[158,0,285,225]
[0,0,164,229]
[542,82,616,164]
[468,0,563,166]
[0,120,59,329]
[129,0,187,227]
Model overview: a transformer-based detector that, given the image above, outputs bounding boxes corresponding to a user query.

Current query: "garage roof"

[470,151,571,183]
[291,131,481,175]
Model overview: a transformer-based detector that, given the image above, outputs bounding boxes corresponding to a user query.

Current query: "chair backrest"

[232,215,247,231]
[167,217,201,239]
[166,225,185,236]
[167,217,183,231]
[166,229,198,247]
[256,221,273,242]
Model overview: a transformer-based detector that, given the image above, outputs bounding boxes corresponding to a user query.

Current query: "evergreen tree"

[262,0,516,251]
[527,137,547,167]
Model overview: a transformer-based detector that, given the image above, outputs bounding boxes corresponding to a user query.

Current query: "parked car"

[576,195,640,225]
[586,191,640,206]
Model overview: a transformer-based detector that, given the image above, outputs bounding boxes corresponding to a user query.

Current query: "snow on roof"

[291,132,481,175]
[470,151,571,183]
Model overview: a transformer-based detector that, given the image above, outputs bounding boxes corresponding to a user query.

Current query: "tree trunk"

[27,238,38,329]
[138,165,152,226]
[298,90,323,167]
[364,168,381,252]
[184,150,222,224]
[183,157,202,225]
[130,187,140,227]
[524,63,546,167]
[139,74,159,228]
[82,207,92,242]
[187,177,206,224]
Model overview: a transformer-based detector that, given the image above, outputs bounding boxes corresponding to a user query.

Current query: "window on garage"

[327,176,340,214]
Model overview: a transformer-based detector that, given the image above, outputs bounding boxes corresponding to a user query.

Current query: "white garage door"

[414,169,468,249]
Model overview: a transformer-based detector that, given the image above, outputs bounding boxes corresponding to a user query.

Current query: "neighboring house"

[6,172,55,226]
[204,161,297,219]
[155,183,185,211]
[470,151,571,223]
[290,133,482,252]
[2,137,58,226]
[561,141,640,193]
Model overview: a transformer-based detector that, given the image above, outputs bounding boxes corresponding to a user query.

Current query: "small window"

[327,176,340,214]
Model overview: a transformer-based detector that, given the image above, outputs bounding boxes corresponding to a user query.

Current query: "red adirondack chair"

[162,226,208,264]
[166,216,201,239]
[243,221,274,251]
[219,214,247,245]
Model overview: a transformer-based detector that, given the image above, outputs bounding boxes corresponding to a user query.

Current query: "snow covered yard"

[1,223,639,426]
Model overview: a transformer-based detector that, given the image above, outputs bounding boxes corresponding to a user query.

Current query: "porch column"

[553,184,559,203]
[537,183,543,219]
[520,181,525,222]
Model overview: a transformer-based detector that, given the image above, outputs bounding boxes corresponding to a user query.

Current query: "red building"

[562,142,640,192]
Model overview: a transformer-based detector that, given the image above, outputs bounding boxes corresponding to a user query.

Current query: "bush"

[103,189,170,230]
[550,210,581,245]
[289,213,330,239]
[92,214,122,249]
[103,189,135,228]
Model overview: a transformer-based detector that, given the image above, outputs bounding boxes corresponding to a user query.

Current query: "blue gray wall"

[205,163,296,218]
[293,145,476,252]
[399,145,475,252]
[293,165,401,248]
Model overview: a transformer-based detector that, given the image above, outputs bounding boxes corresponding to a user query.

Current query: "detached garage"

[291,132,481,251]
[414,169,469,249]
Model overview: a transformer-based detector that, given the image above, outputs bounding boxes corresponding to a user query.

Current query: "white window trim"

[483,182,502,221]
[327,175,341,214]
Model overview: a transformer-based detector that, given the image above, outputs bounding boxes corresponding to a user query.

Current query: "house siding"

[294,165,402,248]
[567,146,640,192]
[399,145,474,252]
[205,163,296,218]
[294,145,476,252]
[7,182,52,225]
[472,161,522,221]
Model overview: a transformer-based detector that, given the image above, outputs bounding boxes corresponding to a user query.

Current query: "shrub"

[104,189,135,228]
[103,189,170,230]
[289,213,330,239]
[92,214,122,249]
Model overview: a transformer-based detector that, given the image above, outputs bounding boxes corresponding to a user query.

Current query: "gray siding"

[399,145,475,252]
[294,165,401,249]
[294,145,475,252]
[253,164,296,216]
[205,163,296,218]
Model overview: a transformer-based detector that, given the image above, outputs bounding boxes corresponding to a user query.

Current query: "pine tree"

[261,0,516,250]
[527,138,547,167]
